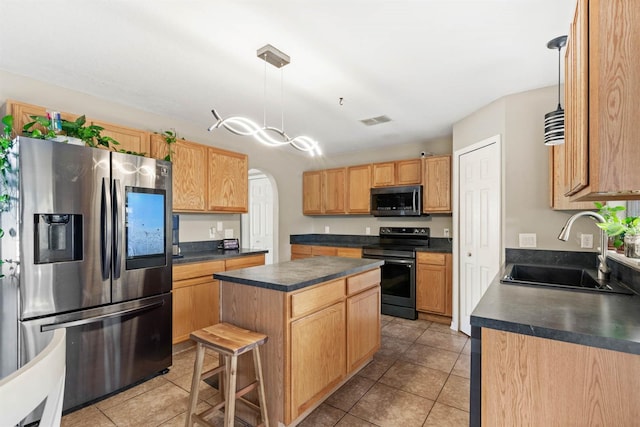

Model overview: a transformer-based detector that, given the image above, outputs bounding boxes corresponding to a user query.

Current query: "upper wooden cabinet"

[90,120,150,155]
[207,146,248,212]
[347,164,372,213]
[372,159,421,187]
[302,170,324,215]
[324,168,347,214]
[549,142,597,210]
[423,155,451,213]
[150,136,209,212]
[562,0,640,201]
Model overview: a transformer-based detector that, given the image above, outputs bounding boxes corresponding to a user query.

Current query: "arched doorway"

[241,168,278,264]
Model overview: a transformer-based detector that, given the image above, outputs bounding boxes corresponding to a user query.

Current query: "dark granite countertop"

[173,248,268,264]
[213,256,384,292]
[471,260,640,355]
[290,234,452,253]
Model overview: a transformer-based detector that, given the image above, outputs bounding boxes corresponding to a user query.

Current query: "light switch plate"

[519,233,537,248]
[324,226,330,234]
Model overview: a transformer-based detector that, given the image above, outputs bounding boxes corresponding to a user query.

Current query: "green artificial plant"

[594,202,640,248]
[23,115,121,149]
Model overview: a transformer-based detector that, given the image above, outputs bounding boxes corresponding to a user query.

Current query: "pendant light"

[208,44,321,156]
[544,35,568,146]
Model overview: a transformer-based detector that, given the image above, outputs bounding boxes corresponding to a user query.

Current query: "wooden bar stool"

[185,322,269,427]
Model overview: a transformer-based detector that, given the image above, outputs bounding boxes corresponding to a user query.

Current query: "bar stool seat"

[185,322,269,427]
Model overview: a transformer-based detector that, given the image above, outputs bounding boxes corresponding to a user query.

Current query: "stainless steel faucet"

[558,211,610,280]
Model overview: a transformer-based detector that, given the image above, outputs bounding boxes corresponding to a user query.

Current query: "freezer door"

[19,293,172,421]
[111,152,172,303]
[19,138,112,319]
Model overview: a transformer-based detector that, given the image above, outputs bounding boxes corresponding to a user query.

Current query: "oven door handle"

[381,259,415,266]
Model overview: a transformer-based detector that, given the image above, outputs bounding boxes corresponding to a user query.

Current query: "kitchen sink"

[500,264,634,295]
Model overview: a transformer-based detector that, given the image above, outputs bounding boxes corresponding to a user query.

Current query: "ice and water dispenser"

[34,214,83,264]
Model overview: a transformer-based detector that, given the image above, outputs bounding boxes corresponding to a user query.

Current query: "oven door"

[364,255,417,319]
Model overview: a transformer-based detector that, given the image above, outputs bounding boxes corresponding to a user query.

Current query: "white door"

[458,137,501,335]
[246,175,274,264]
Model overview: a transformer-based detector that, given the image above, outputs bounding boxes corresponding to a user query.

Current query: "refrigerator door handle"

[101,177,111,280]
[40,300,164,332]
[113,179,122,279]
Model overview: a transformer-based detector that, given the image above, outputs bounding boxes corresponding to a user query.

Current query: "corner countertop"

[471,263,640,355]
[213,256,384,292]
[173,248,268,265]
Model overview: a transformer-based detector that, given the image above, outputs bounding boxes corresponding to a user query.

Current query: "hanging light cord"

[557,45,562,110]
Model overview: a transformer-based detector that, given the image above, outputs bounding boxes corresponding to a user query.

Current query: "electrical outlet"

[209,227,216,239]
[519,233,537,248]
[365,227,371,235]
[324,226,330,234]
[444,228,450,237]
[581,233,593,249]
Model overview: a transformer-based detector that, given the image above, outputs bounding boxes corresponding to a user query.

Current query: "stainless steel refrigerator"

[0,136,173,422]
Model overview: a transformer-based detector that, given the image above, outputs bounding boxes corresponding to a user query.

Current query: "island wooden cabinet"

[481,328,640,425]
[416,252,452,318]
[172,254,265,344]
[219,266,381,425]
[562,0,640,201]
[422,155,451,213]
[372,159,421,187]
[290,244,362,260]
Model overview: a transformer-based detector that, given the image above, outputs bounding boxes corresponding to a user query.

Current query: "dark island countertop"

[173,248,268,264]
[471,263,640,355]
[213,256,384,292]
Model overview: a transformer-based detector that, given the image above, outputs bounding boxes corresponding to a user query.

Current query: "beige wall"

[453,85,597,253]
[0,70,454,262]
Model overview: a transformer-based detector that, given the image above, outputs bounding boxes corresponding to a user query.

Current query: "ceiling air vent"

[360,115,392,126]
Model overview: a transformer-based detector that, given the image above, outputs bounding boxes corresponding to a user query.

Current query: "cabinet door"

[169,139,208,211]
[225,254,265,270]
[90,120,150,155]
[290,302,346,418]
[207,147,248,212]
[311,246,337,257]
[291,244,312,260]
[336,247,362,258]
[323,168,346,214]
[347,287,380,371]
[564,0,589,196]
[172,286,194,344]
[372,162,395,187]
[423,156,451,213]
[549,144,597,210]
[192,280,219,330]
[416,263,446,314]
[303,170,323,214]
[346,164,371,214]
[7,100,78,135]
[396,159,422,185]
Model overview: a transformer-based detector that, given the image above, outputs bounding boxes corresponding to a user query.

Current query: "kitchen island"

[213,256,383,426]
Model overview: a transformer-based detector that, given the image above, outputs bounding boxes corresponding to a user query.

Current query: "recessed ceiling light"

[360,115,392,126]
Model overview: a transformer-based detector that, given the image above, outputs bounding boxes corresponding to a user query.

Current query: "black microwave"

[370,185,423,217]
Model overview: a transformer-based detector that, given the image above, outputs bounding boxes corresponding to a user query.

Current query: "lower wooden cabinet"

[290,302,346,416]
[290,244,362,260]
[346,286,380,371]
[172,255,265,344]
[416,252,452,316]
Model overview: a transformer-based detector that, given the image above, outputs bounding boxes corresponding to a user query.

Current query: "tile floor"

[61,315,470,427]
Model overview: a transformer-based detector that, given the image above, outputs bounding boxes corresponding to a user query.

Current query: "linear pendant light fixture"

[208,44,321,156]
[544,35,568,146]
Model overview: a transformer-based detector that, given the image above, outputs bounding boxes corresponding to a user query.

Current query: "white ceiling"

[1,0,575,156]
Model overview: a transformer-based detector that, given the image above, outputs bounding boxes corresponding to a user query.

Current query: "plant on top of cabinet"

[154,129,178,161]
[23,114,122,150]
[0,115,14,242]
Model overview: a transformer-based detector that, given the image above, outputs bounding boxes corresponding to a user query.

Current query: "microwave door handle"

[414,190,418,212]
[113,179,122,279]
[100,177,111,280]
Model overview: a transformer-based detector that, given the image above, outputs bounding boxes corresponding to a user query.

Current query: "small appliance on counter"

[218,238,240,251]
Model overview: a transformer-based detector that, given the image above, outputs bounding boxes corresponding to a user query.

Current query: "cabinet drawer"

[417,252,446,265]
[173,260,225,282]
[225,254,265,271]
[291,244,312,255]
[311,246,338,256]
[336,247,362,258]
[347,269,381,295]
[291,279,345,319]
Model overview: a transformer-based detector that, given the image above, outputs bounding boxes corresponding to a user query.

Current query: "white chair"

[0,328,66,427]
